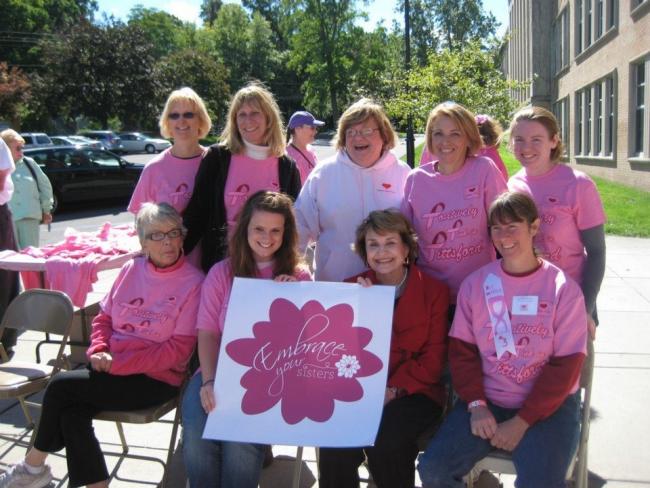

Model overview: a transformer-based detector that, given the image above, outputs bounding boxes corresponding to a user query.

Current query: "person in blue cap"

[286,110,325,184]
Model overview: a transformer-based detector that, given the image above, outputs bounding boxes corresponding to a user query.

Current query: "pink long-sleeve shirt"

[87,255,204,386]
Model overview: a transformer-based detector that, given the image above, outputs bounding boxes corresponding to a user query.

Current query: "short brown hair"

[159,87,212,139]
[488,191,539,227]
[333,98,398,153]
[425,102,483,158]
[508,106,564,162]
[228,191,302,278]
[221,82,286,158]
[475,114,503,147]
[354,209,418,265]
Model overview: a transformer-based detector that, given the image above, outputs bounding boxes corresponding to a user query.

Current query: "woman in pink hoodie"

[0,202,204,488]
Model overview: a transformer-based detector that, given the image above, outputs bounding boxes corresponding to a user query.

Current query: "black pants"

[34,367,178,487]
[318,394,442,488]
[0,203,19,349]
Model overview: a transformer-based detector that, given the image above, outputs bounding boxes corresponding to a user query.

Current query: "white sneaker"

[0,462,52,488]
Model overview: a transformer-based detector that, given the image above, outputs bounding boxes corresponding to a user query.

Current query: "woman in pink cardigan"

[0,202,203,488]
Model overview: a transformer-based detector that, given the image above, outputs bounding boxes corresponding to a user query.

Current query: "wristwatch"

[467,399,487,411]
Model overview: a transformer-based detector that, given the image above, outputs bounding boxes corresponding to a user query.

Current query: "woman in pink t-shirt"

[0,203,203,488]
[183,83,301,273]
[402,102,507,306]
[507,106,606,338]
[128,87,212,215]
[418,191,588,488]
[182,191,311,488]
[286,110,324,184]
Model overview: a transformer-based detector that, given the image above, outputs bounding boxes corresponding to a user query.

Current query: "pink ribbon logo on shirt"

[120,297,145,316]
[225,298,383,425]
[464,185,479,199]
[422,202,446,229]
[171,183,191,204]
[227,184,250,205]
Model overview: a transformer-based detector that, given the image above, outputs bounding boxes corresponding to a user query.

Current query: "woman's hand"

[470,405,497,440]
[200,381,217,413]
[356,276,373,288]
[89,352,113,372]
[42,213,52,225]
[274,274,296,282]
[587,316,597,341]
[490,415,529,451]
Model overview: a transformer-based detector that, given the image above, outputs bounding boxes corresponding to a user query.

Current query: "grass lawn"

[404,143,650,237]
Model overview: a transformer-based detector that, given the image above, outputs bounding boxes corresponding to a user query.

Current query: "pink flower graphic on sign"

[225,298,383,425]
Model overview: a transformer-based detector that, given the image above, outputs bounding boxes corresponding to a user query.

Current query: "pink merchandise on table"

[2,222,140,307]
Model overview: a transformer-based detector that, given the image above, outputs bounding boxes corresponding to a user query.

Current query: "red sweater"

[347,265,450,407]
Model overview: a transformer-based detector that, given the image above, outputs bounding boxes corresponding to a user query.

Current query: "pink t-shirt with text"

[287,144,318,184]
[508,164,606,284]
[401,156,507,301]
[224,154,280,229]
[197,259,313,334]
[100,256,204,342]
[451,259,587,408]
[128,148,204,215]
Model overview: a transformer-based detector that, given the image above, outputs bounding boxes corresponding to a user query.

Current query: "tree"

[0,63,31,127]
[384,41,527,132]
[212,4,252,89]
[200,0,223,26]
[32,19,160,129]
[127,6,196,59]
[0,0,97,68]
[289,0,362,120]
[242,0,297,50]
[155,49,230,129]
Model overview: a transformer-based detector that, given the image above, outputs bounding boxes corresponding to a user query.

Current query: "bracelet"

[467,399,487,411]
[202,379,215,387]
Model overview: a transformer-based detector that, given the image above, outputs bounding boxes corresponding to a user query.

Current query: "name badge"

[512,296,538,316]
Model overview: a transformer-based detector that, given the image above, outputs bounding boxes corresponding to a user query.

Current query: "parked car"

[78,130,125,153]
[119,132,171,154]
[20,132,54,148]
[24,146,143,211]
[51,135,102,150]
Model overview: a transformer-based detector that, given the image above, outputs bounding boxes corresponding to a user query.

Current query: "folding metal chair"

[467,340,595,488]
[93,377,187,488]
[0,289,74,427]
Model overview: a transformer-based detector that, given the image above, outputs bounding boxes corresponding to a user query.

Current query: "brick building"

[502,0,650,191]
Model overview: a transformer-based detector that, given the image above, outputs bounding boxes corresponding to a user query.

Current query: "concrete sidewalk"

[0,237,647,487]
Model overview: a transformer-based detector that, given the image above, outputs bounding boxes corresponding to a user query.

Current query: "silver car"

[119,132,171,154]
[51,135,103,150]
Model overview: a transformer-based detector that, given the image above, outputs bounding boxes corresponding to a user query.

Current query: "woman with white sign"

[182,190,311,488]
[318,209,449,488]
[417,191,588,488]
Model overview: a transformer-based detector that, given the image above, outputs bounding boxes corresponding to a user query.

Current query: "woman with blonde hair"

[295,98,410,282]
[128,87,211,215]
[401,101,506,308]
[1,129,53,249]
[183,82,301,272]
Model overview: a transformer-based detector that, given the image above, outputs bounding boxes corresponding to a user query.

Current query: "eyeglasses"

[168,112,195,120]
[146,228,184,241]
[345,127,380,138]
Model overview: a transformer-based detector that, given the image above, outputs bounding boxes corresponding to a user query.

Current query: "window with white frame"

[553,97,570,156]
[554,7,570,72]
[575,75,616,158]
[632,59,648,158]
[576,0,617,54]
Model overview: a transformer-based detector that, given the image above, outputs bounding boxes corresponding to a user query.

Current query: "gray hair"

[135,202,185,244]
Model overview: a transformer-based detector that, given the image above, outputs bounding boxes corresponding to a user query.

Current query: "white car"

[119,132,171,154]
[51,135,103,149]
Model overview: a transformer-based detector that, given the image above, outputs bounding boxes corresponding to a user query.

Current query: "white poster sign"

[203,278,395,447]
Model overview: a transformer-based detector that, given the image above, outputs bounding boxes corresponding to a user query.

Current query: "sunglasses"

[168,112,196,120]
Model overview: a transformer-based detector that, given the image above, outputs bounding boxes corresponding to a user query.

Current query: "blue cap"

[288,111,325,129]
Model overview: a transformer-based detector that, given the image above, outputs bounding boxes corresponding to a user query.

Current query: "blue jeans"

[181,374,265,488]
[417,394,580,488]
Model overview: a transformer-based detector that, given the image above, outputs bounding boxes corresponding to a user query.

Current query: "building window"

[555,7,570,72]
[633,60,648,158]
[575,75,616,158]
[576,0,618,55]
[553,97,570,156]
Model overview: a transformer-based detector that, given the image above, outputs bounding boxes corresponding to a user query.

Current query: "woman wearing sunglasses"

[128,87,212,216]
[183,82,301,273]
